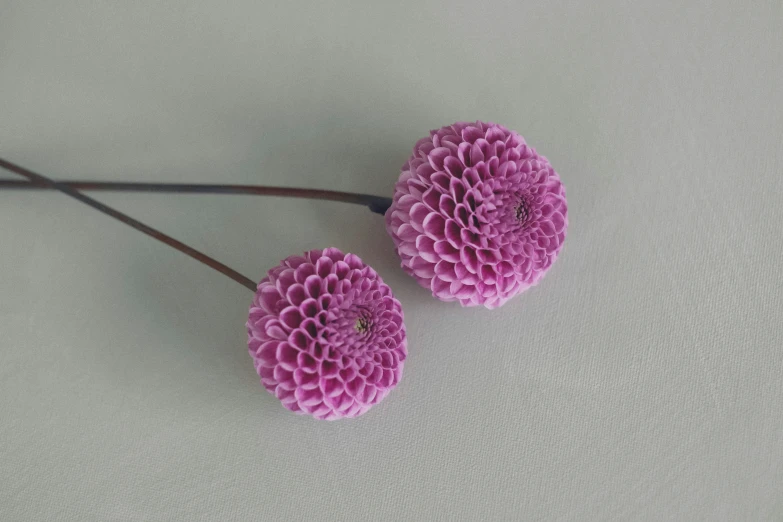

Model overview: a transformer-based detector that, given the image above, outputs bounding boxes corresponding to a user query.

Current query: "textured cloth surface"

[1,1,781,520]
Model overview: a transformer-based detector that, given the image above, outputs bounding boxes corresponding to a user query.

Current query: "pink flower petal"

[551,211,566,233]
[461,126,484,143]
[443,156,464,178]
[428,147,452,171]
[422,213,446,238]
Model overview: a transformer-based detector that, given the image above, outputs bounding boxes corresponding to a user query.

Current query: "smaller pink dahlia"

[385,121,568,309]
[247,248,407,420]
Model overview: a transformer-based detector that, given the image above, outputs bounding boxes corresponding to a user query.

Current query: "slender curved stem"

[0,179,393,215]
[0,157,258,292]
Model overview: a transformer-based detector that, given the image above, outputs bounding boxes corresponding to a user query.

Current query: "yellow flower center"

[355,316,371,333]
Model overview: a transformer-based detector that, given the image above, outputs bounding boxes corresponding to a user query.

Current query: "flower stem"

[0,180,393,215]
[0,157,258,292]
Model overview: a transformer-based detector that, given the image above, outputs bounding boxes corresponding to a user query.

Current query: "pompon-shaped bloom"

[246,248,407,420]
[385,121,568,309]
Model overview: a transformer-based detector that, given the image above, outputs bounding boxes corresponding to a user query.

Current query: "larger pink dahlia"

[386,121,568,309]
[247,248,407,420]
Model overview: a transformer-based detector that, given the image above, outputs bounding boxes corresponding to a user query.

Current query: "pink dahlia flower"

[385,121,568,309]
[246,248,407,420]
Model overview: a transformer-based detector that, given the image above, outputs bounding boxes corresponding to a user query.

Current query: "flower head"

[385,121,568,309]
[247,248,407,420]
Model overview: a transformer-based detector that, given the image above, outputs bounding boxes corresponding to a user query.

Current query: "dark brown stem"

[0,157,258,292]
[0,180,393,215]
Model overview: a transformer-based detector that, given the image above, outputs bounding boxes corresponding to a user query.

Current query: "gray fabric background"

[1,1,781,520]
